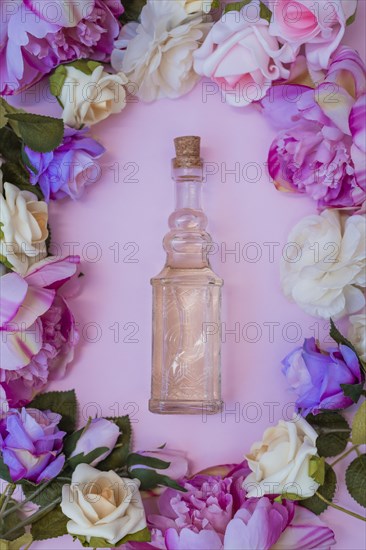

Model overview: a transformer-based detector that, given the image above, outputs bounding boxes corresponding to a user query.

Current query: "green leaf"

[0,98,24,136]
[130,468,186,492]
[0,499,25,541]
[0,255,13,271]
[259,1,272,21]
[300,463,337,515]
[346,5,357,26]
[64,59,101,77]
[68,447,109,470]
[120,0,146,22]
[0,533,32,550]
[21,478,65,508]
[127,453,170,470]
[341,383,364,404]
[31,506,68,541]
[0,125,22,164]
[21,145,38,175]
[29,390,77,433]
[0,103,6,130]
[98,416,131,471]
[5,113,64,153]
[0,458,12,483]
[117,526,151,546]
[224,0,251,13]
[77,527,151,548]
[306,411,351,457]
[63,426,88,457]
[346,455,366,508]
[352,401,366,445]
[309,456,326,485]
[49,65,67,97]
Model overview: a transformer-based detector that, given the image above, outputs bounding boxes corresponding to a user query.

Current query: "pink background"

[10,6,366,548]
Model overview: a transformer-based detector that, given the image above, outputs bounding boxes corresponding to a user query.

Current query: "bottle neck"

[172,166,203,211]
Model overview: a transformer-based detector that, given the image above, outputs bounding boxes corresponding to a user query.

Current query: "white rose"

[61,464,147,545]
[281,210,366,319]
[244,416,319,499]
[0,182,48,275]
[119,0,211,102]
[59,65,128,128]
[184,0,213,14]
[348,310,366,362]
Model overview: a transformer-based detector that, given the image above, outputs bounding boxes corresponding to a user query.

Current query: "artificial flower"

[0,0,123,95]
[130,449,189,480]
[348,310,366,362]
[268,0,358,70]
[58,64,128,128]
[61,463,147,545]
[282,337,362,415]
[244,416,319,499]
[0,182,48,275]
[280,209,366,318]
[0,255,79,407]
[25,128,105,201]
[0,408,65,483]
[184,0,213,14]
[70,418,120,465]
[117,0,211,102]
[194,0,293,107]
[262,47,366,210]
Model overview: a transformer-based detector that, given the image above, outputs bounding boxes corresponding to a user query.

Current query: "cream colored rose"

[281,210,366,319]
[0,182,48,275]
[244,416,319,499]
[61,464,147,545]
[185,0,213,13]
[349,311,366,362]
[59,65,128,128]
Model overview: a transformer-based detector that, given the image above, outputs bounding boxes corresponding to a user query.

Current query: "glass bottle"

[149,136,223,415]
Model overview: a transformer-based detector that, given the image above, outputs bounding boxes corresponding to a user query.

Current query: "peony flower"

[0,0,123,95]
[70,418,120,466]
[244,416,319,499]
[184,0,213,14]
[130,449,189,481]
[268,0,358,70]
[61,463,147,545]
[348,310,366,362]
[193,0,293,107]
[0,408,65,483]
[25,128,105,201]
[280,209,366,319]
[0,255,79,407]
[262,47,366,210]
[0,182,48,275]
[58,64,128,128]
[127,464,335,549]
[118,0,211,102]
[282,337,362,415]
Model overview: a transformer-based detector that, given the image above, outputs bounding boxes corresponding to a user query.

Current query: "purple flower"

[25,128,105,201]
[282,337,362,415]
[0,0,123,96]
[0,408,65,483]
[127,463,335,550]
[262,47,366,211]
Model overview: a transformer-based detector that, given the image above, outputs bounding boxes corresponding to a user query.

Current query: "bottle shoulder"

[151,266,223,286]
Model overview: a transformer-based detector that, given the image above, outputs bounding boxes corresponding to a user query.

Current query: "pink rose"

[268,0,358,70]
[194,0,292,107]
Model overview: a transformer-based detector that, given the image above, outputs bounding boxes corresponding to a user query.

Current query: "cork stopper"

[173,136,203,168]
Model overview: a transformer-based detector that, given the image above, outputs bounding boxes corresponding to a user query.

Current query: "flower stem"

[330,445,360,467]
[0,484,16,521]
[315,492,366,522]
[2,497,61,540]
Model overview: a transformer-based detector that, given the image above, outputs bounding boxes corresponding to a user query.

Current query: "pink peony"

[262,46,366,210]
[194,0,293,107]
[268,0,358,70]
[0,255,79,407]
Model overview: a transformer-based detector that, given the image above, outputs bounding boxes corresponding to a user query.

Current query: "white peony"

[0,182,48,275]
[348,310,366,362]
[118,0,212,102]
[281,210,366,319]
[244,416,319,499]
[59,65,128,128]
[61,464,147,546]
[184,0,213,13]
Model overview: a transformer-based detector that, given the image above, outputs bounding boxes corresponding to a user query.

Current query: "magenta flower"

[127,463,335,550]
[0,408,65,483]
[25,128,105,201]
[0,0,123,95]
[262,47,366,211]
[282,337,362,415]
[0,255,79,407]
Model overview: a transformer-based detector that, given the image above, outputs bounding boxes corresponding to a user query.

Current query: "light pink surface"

[10,7,366,549]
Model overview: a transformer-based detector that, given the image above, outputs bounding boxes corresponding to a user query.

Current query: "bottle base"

[149,399,223,415]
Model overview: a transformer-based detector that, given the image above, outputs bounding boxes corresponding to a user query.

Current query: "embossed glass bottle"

[149,136,223,415]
